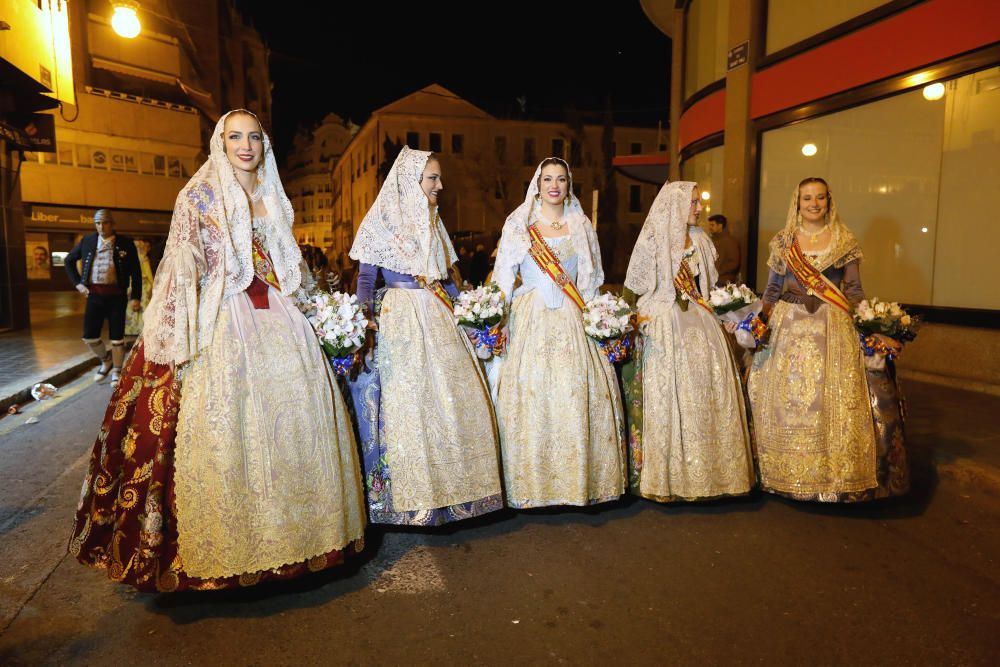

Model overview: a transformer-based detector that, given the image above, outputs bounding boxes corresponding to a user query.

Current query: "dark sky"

[233,2,672,160]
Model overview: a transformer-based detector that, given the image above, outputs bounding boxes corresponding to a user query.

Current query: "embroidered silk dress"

[623,181,754,502]
[747,194,909,502]
[69,111,366,591]
[491,159,625,508]
[347,147,502,526]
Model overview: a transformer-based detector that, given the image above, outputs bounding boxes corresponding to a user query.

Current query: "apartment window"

[429,132,442,152]
[629,184,642,212]
[77,146,94,169]
[495,136,507,162]
[551,138,564,159]
[570,140,582,166]
[58,145,74,166]
[630,142,643,155]
[523,138,536,166]
[406,131,419,149]
[452,133,464,154]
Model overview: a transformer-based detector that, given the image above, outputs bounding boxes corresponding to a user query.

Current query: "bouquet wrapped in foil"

[708,283,766,349]
[454,282,507,360]
[583,292,635,364]
[294,288,368,376]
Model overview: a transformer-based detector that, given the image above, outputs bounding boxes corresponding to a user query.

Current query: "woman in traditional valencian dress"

[490,157,625,508]
[347,147,503,526]
[69,110,366,592]
[623,181,754,502]
[747,177,909,502]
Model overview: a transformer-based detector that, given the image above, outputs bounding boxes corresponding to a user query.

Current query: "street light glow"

[801,143,818,157]
[111,5,141,39]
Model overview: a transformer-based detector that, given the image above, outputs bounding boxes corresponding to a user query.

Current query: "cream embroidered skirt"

[496,291,625,508]
[626,300,753,501]
[375,288,502,512]
[173,287,366,579]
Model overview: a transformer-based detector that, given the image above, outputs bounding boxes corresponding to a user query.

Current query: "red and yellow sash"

[673,259,713,314]
[251,237,281,290]
[527,224,586,311]
[786,238,851,314]
[417,277,454,313]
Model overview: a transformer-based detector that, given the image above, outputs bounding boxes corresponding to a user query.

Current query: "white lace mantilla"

[493,158,603,304]
[625,181,718,310]
[349,146,457,280]
[142,110,303,366]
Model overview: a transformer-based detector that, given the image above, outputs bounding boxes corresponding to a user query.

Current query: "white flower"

[455,281,508,328]
[583,292,633,340]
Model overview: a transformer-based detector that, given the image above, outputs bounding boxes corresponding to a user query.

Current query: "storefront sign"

[26,204,171,234]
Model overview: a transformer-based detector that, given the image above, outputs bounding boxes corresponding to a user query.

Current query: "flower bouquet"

[583,292,636,364]
[294,287,369,376]
[454,282,507,360]
[853,298,918,367]
[708,283,767,349]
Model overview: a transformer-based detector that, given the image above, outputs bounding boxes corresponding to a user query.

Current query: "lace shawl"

[492,158,603,303]
[766,184,863,275]
[348,146,457,280]
[143,110,303,365]
[624,181,717,309]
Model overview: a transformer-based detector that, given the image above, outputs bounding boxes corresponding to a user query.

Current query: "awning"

[612,153,670,185]
[90,56,218,118]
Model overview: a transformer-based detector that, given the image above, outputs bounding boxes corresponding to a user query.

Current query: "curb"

[0,355,98,416]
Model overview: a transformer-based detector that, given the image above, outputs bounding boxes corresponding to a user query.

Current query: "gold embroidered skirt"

[173,287,366,580]
[628,301,753,501]
[747,300,878,498]
[376,288,502,512]
[496,291,626,508]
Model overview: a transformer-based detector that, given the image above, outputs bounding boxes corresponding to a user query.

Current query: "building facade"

[641,0,1000,390]
[283,113,354,249]
[329,84,666,280]
[1,0,74,330]
[17,0,271,301]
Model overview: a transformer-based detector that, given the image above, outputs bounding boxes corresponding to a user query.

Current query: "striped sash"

[526,224,586,311]
[785,238,851,314]
[672,259,713,314]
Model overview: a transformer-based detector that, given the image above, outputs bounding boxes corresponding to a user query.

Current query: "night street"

[0,376,997,665]
[3,1,1000,664]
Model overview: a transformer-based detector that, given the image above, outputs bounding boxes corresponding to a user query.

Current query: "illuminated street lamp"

[111,2,141,39]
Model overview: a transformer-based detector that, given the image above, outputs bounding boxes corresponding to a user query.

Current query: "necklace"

[539,214,565,230]
[800,223,827,243]
[246,185,263,203]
